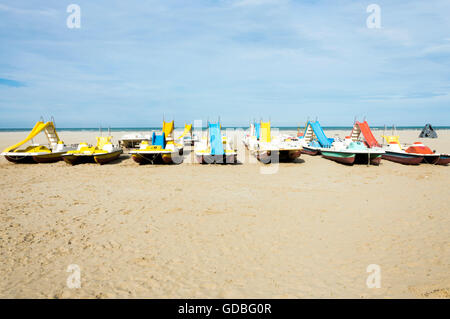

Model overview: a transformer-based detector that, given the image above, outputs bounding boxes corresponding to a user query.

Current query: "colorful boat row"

[0,119,236,165]
[299,120,450,165]
[1,119,449,166]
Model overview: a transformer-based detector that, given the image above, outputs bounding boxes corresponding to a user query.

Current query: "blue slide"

[255,122,261,140]
[305,121,332,148]
[209,123,224,155]
[152,131,166,148]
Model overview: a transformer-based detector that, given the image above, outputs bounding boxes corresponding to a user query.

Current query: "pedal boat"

[1,120,75,163]
[2,143,74,164]
[403,142,447,165]
[299,120,333,156]
[130,121,183,164]
[195,141,238,164]
[62,136,122,165]
[247,122,302,163]
[382,142,424,165]
[320,139,384,165]
[129,138,183,164]
[195,122,237,164]
[381,138,449,165]
[119,133,151,149]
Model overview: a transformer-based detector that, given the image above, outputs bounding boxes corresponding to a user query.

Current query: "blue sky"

[0,0,449,127]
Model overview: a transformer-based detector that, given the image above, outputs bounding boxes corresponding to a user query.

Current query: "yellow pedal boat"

[62,136,123,165]
[130,120,184,164]
[1,119,75,163]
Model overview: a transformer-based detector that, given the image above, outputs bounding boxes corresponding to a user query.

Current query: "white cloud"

[0,0,449,126]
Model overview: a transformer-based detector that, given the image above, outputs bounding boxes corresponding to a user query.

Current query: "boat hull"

[131,152,179,164]
[33,153,64,163]
[4,152,64,164]
[4,155,37,164]
[422,155,440,165]
[301,147,320,156]
[63,154,92,165]
[354,153,382,165]
[437,155,450,165]
[196,154,237,164]
[257,150,301,163]
[382,152,424,165]
[64,150,122,165]
[94,150,123,164]
[370,155,382,165]
[321,151,356,165]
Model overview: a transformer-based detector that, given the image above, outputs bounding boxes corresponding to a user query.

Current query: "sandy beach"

[0,129,449,298]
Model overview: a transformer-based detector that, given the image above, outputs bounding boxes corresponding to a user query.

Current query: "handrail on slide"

[2,121,60,153]
[303,121,331,148]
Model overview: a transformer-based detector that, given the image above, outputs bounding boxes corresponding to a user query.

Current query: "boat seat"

[96,136,112,149]
[382,135,401,148]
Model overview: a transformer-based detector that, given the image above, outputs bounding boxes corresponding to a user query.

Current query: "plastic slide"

[3,121,60,153]
[356,121,380,148]
[162,121,174,138]
[260,122,271,142]
[209,123,224,155]
[310,121,332,148]
[177,124,192,139]
[255,123,261,140]
[152,132,166,148]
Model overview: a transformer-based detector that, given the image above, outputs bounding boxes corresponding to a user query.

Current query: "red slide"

[356,121,381,148]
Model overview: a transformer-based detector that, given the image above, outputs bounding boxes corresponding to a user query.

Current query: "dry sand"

[0,129,449,298]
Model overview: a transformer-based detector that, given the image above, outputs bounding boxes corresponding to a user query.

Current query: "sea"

[0,126,449,132]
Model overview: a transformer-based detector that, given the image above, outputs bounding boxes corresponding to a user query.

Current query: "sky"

[0,0,449,127]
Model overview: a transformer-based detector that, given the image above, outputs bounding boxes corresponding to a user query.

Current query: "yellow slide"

[1,119,74,164]
[3,121,60,153]
[260,121,271,143]
[163,120,174,139]
[177,124,192,139]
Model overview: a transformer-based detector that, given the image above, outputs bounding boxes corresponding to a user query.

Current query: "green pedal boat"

[320,139,384,165]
